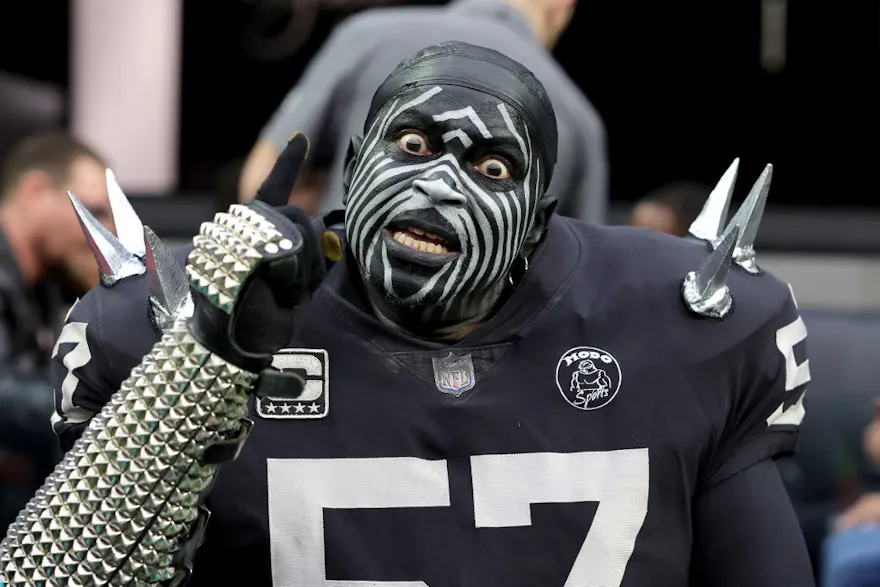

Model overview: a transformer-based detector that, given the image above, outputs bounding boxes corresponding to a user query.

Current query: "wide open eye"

[397,131,433,156]
[474,157,511,180]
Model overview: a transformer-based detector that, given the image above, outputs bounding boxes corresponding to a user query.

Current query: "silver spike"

[682,225,739,319]
[717,163,773,274]
[688,158,739,242]
[68,191,145,287]
[144,226,194,331]
[106,168,146,258]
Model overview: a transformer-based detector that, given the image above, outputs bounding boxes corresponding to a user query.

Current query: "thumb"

[254,133,311,207]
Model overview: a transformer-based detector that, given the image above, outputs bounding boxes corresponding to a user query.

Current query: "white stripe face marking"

[345,85,545,330]
[441,129,473,149]
[432,106,493,138]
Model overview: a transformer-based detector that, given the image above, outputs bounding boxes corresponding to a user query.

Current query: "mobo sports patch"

[555,346,622,410]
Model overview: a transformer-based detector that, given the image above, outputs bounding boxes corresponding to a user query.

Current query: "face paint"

[345,85,545,330]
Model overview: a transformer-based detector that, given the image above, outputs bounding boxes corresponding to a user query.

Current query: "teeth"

[392,230,448,254]
[404,226,445,244]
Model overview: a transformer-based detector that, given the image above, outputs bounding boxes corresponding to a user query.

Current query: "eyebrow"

[474,134,524,156]
[388,110,438,134]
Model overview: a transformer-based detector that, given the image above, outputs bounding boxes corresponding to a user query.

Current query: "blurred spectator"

[630,181,709,237]
[238,0,608,224]
[821,400,880,586]
[0,132,111,532]
[865,401,880,465]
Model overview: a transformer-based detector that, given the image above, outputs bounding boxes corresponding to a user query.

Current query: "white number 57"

[267,449,649,587]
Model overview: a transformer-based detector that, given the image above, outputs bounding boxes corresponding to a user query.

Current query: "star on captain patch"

[256,348,329,419]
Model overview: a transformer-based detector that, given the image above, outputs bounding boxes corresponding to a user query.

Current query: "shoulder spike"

[68,191,145,286]
[718,163,772,274]
[143,226,194,331]
[682,225,739,319]
[688,158,739,242]
[106,169,146,258]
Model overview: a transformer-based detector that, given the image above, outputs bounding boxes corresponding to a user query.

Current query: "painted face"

[345,85,545,329]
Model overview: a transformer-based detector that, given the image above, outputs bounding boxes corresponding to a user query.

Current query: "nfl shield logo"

[432,352,476,397]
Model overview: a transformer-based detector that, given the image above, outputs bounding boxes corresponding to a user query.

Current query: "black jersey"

[50,215,809,587]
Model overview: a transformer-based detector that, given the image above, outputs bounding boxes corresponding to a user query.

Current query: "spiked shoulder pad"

[580,222,796,349]
[50,244,193,450]
[69,169,195,330]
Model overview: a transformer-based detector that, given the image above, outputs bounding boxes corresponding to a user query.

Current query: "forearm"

[580,120,608,226]
[0,201,280,586]
[0,318,256,585]
[690,459,814,587]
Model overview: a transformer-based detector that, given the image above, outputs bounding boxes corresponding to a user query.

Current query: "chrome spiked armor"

[0,188,293,585]
[687,160,774,275]
[683,160,774,319]
[66,171,193,333]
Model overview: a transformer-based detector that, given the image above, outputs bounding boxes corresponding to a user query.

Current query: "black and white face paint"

[345,85,545,331]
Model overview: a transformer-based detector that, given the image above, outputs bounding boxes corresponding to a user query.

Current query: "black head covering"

[367,41,558,190]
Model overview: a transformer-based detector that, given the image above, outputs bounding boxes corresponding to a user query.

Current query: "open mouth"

[387,226,454,254]
[384,215,461,257]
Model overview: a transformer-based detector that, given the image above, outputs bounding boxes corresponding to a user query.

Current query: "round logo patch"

[555,346,622,411]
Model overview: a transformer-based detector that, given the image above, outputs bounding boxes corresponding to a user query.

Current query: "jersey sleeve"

[49,268,169,452]
[704,285,810,487]
[691,460,814,586]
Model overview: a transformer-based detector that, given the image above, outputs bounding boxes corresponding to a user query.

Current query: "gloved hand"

[185,134,325,395]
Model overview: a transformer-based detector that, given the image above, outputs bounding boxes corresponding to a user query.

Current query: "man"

[238,0,608,225]
[0,132,112,533]
[3,43,812,586]
[630,181,711,237]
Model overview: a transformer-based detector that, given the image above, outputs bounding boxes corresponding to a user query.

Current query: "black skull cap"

[367,41,558,190]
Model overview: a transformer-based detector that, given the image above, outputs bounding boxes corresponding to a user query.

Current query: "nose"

[412,178,466,207]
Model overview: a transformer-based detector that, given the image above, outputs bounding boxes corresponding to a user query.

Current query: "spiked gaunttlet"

[688,158,739,242]
[682,225,740,319]
[69,170,193,331]
[0,319,256,586]
[0,201,297,585]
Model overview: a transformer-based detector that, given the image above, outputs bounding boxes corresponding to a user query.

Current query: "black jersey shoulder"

[561,218,793,353]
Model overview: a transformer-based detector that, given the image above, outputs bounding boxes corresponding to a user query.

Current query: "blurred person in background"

[630,181,709,237]
[238,0,608,225]
[0,132,111,532]
[822,400,880,587]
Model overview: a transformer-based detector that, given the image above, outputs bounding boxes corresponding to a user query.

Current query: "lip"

[382,229,460,268]
[385,211,461,252]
